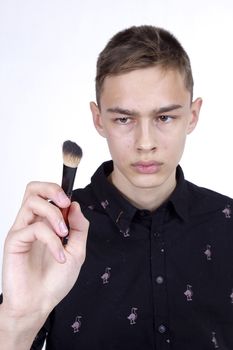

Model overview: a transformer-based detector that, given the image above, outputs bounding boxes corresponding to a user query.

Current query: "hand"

[1,181,89,323]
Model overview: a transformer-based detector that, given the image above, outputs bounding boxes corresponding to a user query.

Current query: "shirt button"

[156,276,164,284]
[153,232,160,238]
[158,324,167,333]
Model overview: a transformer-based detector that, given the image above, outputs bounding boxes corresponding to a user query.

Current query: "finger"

[68,202,89,233]
[22,181,70,208]
[12,195,69,237]
[65,202,89,262]
[6,221,66,264]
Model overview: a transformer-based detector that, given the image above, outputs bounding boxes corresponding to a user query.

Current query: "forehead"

[100,66,190,109]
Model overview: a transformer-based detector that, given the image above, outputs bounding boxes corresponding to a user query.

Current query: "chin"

[129,175,164,190]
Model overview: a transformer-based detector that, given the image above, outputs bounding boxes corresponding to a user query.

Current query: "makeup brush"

[60,140,83,234]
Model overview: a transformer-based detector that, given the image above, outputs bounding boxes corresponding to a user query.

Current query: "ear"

[90,101,106,138]
[187,97,203,134]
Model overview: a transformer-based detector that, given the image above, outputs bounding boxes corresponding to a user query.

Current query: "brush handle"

[61,165,77,198]
[60,164,77,244]
[60,207,69,226]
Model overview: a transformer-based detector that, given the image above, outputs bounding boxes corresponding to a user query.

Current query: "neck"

[109,170,177,212]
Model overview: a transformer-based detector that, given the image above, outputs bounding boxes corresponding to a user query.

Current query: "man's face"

[91,66,202,196]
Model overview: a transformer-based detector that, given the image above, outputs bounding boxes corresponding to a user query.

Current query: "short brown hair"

[95,25,193,105]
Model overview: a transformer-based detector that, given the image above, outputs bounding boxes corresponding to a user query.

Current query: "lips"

[132,161,163,174]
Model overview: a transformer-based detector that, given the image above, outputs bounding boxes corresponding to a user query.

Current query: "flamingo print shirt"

[30,161,233,350]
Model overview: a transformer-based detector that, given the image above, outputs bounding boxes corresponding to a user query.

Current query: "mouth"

[131,161,163,174]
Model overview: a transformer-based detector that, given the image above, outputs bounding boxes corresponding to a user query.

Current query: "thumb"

[66,201,89,259]
[68,201,89,233]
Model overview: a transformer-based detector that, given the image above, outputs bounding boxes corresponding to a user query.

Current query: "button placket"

[150,207,169,345]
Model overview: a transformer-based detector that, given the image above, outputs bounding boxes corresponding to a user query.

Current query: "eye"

[158,115,173,123]
[115,117,131,124]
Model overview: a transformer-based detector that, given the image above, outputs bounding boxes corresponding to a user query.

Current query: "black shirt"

[30,161,233,349]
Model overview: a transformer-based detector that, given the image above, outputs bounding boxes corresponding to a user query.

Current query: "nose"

[136,120,157,152]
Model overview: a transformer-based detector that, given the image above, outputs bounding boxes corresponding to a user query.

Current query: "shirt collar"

[168,165,189,222]
[91,161,137,237]
[91,161,189,236]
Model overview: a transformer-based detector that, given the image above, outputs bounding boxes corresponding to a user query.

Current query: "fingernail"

[59,220,69,235]
[58,191,70,205]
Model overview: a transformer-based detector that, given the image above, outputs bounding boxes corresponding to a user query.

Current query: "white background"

[0,0,233,291]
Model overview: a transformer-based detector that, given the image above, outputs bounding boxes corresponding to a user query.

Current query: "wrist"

[0,304,48,349]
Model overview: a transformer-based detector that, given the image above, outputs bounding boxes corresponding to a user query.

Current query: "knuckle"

[25,181,62,199]
[23,194,36,209]
[23,182,41,203]
[25,181,40,193]
[47,182,61,196]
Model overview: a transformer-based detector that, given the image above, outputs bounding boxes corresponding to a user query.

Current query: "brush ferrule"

[61,164,77,198]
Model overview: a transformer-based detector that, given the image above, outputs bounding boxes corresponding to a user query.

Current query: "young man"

[1,25,233,350]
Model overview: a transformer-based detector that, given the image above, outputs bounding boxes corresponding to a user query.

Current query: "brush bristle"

[62,140,83,168]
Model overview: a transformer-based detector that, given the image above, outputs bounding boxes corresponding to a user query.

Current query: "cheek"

[106,132,133,159]
[106,129,133,146]
[162,133,186,156]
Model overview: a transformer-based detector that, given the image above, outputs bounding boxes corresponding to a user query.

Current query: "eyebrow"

[157,104,183,114]
[106,107,137,116]
[106,104,183,116]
